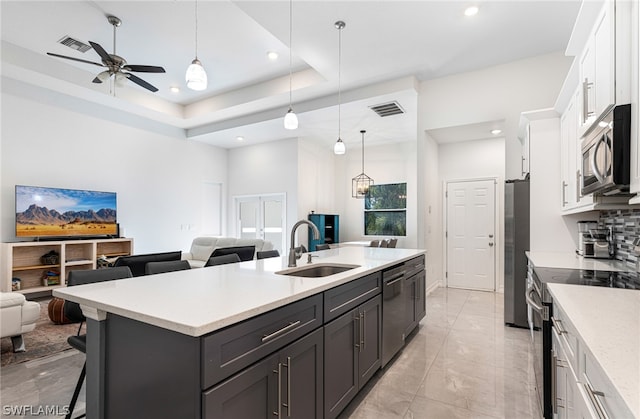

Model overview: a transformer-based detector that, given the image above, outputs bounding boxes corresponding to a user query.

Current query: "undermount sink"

[276,264,360,278]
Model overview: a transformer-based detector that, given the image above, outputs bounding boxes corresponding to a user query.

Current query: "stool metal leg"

[66,362,86,419]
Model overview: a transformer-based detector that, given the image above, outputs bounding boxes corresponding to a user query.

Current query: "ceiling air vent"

[369,101,405,117]
[57,36,91,53]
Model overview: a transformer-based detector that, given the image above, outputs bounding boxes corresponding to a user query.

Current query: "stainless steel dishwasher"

[381,262,406,367]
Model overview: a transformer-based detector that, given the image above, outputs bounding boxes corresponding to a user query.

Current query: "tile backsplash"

[598,209,640,267]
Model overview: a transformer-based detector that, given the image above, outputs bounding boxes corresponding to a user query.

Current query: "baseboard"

[425,280,441,296]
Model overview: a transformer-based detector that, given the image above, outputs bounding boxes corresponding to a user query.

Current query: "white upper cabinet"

[578,0,631,137]
[560,92,578,209]
[560,88,594,212]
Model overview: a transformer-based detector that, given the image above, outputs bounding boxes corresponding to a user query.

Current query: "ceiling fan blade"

[125,73,159,92]
[46,52,105,67]
[123,65,166,73]
[89,41,114,64]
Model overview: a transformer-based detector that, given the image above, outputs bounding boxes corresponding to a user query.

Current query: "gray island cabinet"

[53,247,426,419]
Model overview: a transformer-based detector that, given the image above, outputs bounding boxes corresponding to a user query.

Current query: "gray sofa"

[182,237,274,268]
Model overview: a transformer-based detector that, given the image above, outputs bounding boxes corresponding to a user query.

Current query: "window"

[364,183,407,236]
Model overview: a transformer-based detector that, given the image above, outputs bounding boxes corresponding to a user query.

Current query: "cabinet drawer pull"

[262,321,301,343]
[551,317,567,335]
[385,277,403,286]
[330,287,378,314]
[583,382,610,419]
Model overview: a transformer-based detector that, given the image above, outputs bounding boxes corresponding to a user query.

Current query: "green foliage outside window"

[364,183,407,236]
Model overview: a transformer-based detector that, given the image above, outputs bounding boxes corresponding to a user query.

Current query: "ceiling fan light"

[186,58,207,91]
[97,71,111,82]
[334,138,346,155]
[284,108,298,130]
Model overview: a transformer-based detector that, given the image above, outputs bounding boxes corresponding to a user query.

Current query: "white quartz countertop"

[53,247,424,337]
[547,283,640,418]
[526,251,631,271]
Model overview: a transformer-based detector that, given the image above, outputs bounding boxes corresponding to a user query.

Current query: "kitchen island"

[54,246,426,419]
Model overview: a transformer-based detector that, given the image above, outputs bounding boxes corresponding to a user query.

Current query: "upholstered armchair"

[0,292,40,352]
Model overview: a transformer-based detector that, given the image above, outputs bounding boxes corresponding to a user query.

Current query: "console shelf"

[1,238,133,294]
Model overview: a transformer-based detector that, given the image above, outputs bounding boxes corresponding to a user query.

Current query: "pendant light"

[283,0,298,130]
[352,130,374,198]
[186,0,207,91]
[333,21,346,155]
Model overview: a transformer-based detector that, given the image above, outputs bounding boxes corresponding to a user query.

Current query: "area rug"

[1,299,81,367]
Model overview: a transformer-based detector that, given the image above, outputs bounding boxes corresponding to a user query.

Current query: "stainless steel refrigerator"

[504,178,530,328]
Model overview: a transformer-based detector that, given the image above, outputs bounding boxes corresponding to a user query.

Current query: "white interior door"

[446,179,496,291]
[235,194,286,255]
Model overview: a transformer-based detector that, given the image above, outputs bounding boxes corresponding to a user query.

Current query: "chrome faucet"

[289,219,320,267]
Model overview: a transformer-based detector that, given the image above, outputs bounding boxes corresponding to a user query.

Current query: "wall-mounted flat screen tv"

[16,185,117,238]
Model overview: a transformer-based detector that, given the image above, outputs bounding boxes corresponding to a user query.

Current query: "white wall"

[438,137,506,291]
[0,93,228,254]
[419,51,571,180]
[335,140,418,248]
[421,132,441,291]
[227,138,298,249]
[297,138,338,247]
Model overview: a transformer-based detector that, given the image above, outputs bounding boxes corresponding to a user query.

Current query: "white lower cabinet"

[551,304,634,419]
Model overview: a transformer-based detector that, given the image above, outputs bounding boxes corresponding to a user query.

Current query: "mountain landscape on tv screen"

[16,204,117,236]
[17,204,116,225]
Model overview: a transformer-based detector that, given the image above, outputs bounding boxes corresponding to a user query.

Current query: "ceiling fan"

[46,15,165,92]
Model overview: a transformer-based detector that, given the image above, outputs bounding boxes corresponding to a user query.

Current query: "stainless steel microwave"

[581,104,631,196]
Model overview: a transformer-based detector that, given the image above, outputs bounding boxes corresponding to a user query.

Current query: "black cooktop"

[533,267,640,290]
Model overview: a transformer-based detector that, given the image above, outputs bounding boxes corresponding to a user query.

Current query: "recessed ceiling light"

[491,129,502,135]
[464,6,479,16]
[170,86,180,93]
[236,136,244,142]
[267,51,279,61]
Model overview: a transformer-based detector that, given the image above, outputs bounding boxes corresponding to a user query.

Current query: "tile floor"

[0,287,541,419]
[339,287,542,419]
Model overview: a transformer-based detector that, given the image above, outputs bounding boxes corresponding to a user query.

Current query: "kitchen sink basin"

[276,264,360,278]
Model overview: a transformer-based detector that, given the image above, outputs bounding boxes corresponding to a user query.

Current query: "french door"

[235,194,286,255]
[445,179,496,291]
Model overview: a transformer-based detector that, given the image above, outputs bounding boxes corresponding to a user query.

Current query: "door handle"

[526,286,541,311]
[283,356,292,417]
[360,311,365,352]
[551,350,558,414]
[576,170,582,201]
[274,362,283,417]
[354,313,360,350]
[591,136,606,183]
